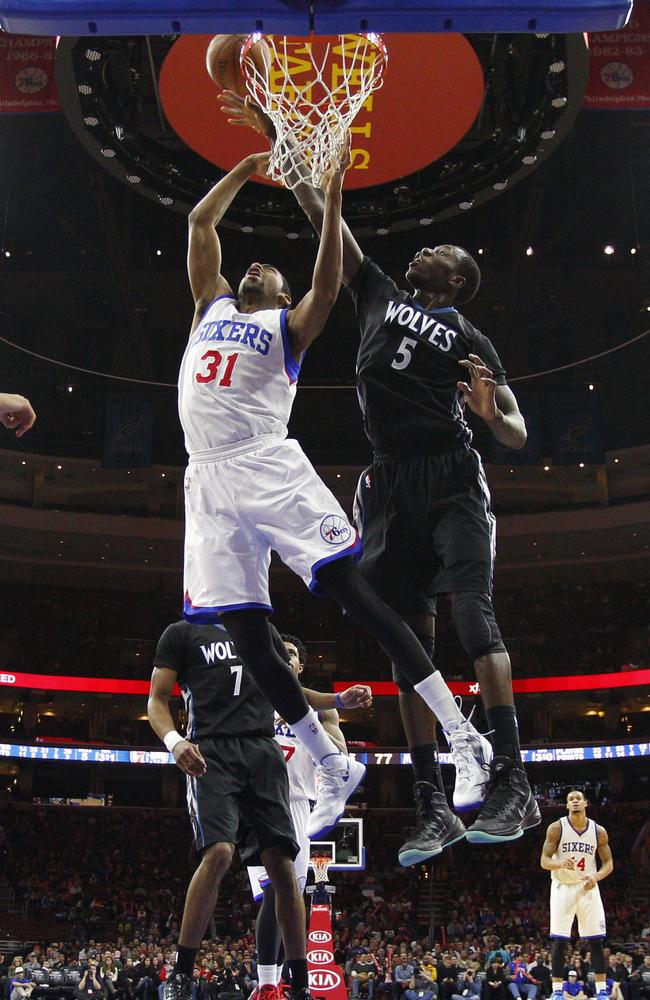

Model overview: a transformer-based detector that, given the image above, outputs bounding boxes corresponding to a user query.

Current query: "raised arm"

[187,151,269,327]
[285,147,349,355]
[218,90,363,284]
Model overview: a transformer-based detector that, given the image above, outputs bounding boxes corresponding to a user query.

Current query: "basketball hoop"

[240,32,388,189]
[311,852,334,886]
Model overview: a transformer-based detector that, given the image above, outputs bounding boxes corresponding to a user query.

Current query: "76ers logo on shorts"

[320,514,351,545]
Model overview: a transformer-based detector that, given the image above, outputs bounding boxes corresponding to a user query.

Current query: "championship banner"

[0,35,59,114]
[307,904,347,1000]
[584,0,650,109]
[550,385,604,465]
[103,394,153,469]
[491,389,541,465]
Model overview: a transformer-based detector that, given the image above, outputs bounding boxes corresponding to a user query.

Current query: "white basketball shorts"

[549,879,607,938]
[248,797,311,901]
[183,435,360,619]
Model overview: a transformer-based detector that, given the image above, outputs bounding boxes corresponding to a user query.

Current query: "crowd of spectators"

[0,803,648,1000]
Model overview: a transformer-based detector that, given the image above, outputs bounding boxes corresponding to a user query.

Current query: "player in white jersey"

[179,145,496,860]
[540,790,613,1000]
[247,634,371,1000]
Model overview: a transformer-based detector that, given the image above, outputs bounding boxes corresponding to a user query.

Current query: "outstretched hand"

[320,135,351,195]
[458,353,498,421]
[218,89,276,140]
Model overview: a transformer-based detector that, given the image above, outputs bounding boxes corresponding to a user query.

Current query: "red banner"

[584,0,650,108]
[0,35,60,114]
[307,904,347,1000]
[0,668,648,697]
[334,668,650,697]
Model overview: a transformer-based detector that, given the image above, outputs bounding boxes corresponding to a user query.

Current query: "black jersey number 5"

[391,336,417,371]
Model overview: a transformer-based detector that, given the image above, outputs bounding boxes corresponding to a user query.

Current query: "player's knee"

[392,662,416,693]
[450,591,506,661]
[201,842,234,878]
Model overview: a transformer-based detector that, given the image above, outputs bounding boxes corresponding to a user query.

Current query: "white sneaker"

[445,700,493,812]
[306,755,366,839]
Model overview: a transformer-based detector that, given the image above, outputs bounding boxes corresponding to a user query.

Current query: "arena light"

[526,245,534,256]
[603,244,615,255]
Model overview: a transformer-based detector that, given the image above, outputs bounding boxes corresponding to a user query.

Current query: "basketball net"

[312,852,333,888]
[241,33,388,189]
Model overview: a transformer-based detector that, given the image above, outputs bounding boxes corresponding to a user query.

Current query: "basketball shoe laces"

[446,698,493,784]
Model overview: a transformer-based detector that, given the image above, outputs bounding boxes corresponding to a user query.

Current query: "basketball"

[206,34,270,97]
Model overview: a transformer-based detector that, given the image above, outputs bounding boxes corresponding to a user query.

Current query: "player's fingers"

[457,381,472,396]
[480,378,497,388]
[468,353,486,365]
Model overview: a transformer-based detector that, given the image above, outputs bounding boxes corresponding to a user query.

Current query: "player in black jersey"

[148,620,309,1000]
[218,94,539,854]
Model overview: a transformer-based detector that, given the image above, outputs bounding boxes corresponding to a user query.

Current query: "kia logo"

[308,951,332,965]
[309,971,342,991]
[309,931,332,944]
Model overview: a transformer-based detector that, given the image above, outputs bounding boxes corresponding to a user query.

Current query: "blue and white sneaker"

[306,754,366,839]
[444,699,493,812]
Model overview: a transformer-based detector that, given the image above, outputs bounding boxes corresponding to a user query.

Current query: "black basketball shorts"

[186,734,299,863]
[353,445,496,616]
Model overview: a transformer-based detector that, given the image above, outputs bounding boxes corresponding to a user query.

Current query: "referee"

[148,619,311,1000]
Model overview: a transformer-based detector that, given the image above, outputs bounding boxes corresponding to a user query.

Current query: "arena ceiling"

[0,42,649,464]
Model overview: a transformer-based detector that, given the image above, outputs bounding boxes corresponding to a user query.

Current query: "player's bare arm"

[458,354,527,449]
[187,151,270,328]
[582,826,613,889]
[218,89,363,285]
[0,392,36,437]
[147,666,207,777]
[302,684,373,712]
[284,144,349,354]
[540,820,576,872]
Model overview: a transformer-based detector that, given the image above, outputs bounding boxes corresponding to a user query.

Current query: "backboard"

[0,0,633,36]
[310,817,365,871]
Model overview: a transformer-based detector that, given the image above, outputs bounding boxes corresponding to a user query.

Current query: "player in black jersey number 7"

[149,620,309,1000]
[217,94,541,856]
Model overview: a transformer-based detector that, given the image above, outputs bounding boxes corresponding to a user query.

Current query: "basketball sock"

[485,704,522,764]
[595,981,606,994]
[410,742,444,792]
[258,966,277,988]
[413,671,463,732]
[174,945,197,978]
[552,982,563,992]
[287,959,308,992]
[276,966,284,986]
[291,708,341,766]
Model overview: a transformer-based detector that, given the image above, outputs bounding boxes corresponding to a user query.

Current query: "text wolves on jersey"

[384,300,460,353]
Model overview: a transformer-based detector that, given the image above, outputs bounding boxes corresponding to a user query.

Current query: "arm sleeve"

[472,331,507,385]
[153,623,187,677]
[346,256,399,319]
[269,623,291,665]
